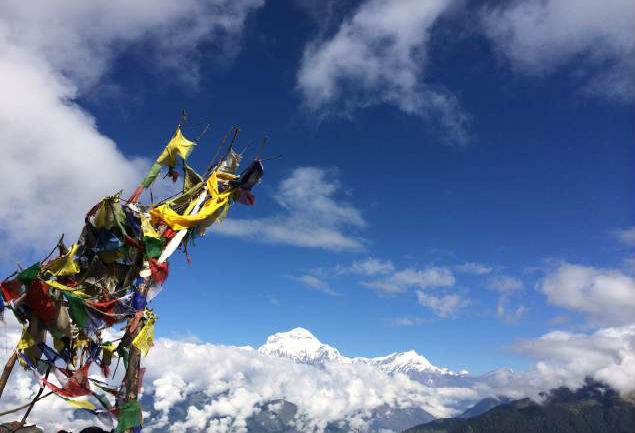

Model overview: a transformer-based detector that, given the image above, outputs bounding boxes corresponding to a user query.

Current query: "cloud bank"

[1,316,633,433]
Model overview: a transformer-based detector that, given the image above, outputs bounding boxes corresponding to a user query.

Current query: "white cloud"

[416,290,466,318]
[0,0,263,260]
[454,262,493,275]
[481,0,635,102]
[346,258,395,276]
[496,297,527,325]
[486,276,524,293]
[486,275,525,324]
[289,274,342,296]
[506,325,635,397]
[317,257,395,277]
[361,266,455,294]
[1,314,633,432]
[613,226,635,247]
[297,0,469,144]
[214,167,367,251]
[537,263,635,325]
[391,316,435,327]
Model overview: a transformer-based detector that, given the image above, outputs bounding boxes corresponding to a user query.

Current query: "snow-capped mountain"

[258,327,470,387]
[258,327,347,364]
[355,350,468,377]
[355,350,470,387]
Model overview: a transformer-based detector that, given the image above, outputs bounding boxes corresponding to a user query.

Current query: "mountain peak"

[258,328,343,364]
[367,350,434,370]
[285,327,316,338]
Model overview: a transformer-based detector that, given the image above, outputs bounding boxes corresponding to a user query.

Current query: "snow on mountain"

[258,327,347,364]
[259,328,470,387]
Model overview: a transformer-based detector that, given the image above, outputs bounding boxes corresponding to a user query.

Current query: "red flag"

[148,259,169,283]
[24,279,57,324]
[43,363,92,397]
[1,279,22,302]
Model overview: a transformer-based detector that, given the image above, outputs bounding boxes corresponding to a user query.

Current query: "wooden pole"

[0,350,18,400]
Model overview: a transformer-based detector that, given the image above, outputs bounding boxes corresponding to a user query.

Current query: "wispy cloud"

[481,0,635,102]
[390,316,436,326]
[214,167,367,251]
[314,257,395,278]
[361,266,455,294]
[486,275,526,324]
[612,226,635,247]
[416,290,467,318]
[296,0,469,144]
[486,276,524,294]
[288,274,342,296]
[454,262,493,275]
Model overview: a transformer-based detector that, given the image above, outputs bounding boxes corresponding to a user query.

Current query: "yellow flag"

[46,280,90,299]
[156,127,196,167]
[65,399,97,410]
[132,319,155,356]
[140,214,160,239]
[149,172,233,231]
[44,244,80,277]
[17,328,37,350]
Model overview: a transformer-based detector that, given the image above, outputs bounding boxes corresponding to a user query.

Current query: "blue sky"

[0,0,633,376]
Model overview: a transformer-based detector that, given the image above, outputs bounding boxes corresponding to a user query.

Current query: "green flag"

[115,400,143,432]
[63,291,88,328]
[17,262,41,285]
[144,237,164,259]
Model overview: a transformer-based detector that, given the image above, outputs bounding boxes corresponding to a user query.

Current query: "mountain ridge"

[258,327,470,384]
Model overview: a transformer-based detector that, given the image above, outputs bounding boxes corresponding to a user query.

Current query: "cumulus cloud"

[416,290,467,318]
[289,274,342,296]
[297,0,469,144]
[537,262,635,325]
[498,325,635,398]
[481,0,635,102]
[0,0,263,260]
[213,167,367,251]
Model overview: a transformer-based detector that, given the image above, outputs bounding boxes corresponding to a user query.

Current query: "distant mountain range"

[404,380,635,433]
[258,327,472,388]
